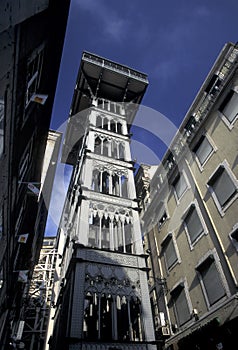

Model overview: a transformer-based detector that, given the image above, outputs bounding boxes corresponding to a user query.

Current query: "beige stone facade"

[138,42,238,350]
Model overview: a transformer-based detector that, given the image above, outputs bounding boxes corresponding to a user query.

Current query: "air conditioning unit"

[161,326,170,336]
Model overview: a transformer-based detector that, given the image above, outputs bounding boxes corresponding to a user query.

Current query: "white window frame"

[182,200,208,249]
[207,160,238,216]
[193,133,216,171]
[219,88,238,130]
[172,171,190,204]
[195,249,229,309]
[161,232,181,272]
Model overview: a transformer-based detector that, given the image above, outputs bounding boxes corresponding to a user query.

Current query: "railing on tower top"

[82,52,148,83]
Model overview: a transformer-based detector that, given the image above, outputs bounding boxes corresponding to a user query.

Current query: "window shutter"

[174,175,187,199]
[165,238,177,268]
[220,91,238,122]
[194,136,213,165]
[198,258,226,305]
[212,169,236,207]
[171,287,190,325]
[185,207,204,243]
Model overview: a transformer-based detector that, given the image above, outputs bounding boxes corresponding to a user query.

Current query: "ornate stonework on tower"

[49,52,156,350]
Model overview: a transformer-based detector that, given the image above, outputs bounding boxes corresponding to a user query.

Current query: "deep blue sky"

[45,0,238,236]
[51,0,238,131]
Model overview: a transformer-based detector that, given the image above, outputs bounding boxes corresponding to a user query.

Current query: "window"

[207,163,237,213]
[193,135,214,167]
[0,99,4,156]
[158,211,167,228]
[88,209,133,253]
[196,255,226,306]
[161,233,179,270]
[83,286,143,341]
[170,283,191,326]
[18,139,33,183]
[173,173,188,201]
[183,204,206,245]
[219,90,238,124]
[184,115,197,137]
[229,224,238,251]
[25,46,44,108]
[15,197,27,234]
[205,74,221,95]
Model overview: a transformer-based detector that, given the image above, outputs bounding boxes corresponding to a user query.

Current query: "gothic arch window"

[103,117,109,130]
[117,122,122,134]
[83,274,143,341]
[121,174,128,197]
[117,295,130,341]
[119,142,125,159]
[96,114,103,128]
[83,291,99,340]
[88,206,134,252]
[94,136,101,155]
[130,296,143,341]
[102,138,110,157]
[100,293,113,340]
[110,120,123,134]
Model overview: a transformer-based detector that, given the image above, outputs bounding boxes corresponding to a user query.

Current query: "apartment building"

[0,2,70,348]
[137,42,238,350]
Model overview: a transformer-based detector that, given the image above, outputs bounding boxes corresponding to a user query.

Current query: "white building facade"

[48,52,157,350]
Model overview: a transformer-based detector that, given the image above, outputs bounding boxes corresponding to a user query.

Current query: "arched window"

[83,292,99,340]
[94,136,101,155]
[117,295,130,341]
[101,293,113,340]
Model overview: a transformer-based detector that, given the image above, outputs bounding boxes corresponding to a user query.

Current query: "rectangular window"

[158,211,167,228]
[15,197,27,235]
[0,99,4,157]
[229,226,238,251]
[196,256,226,306]
[184,206,204,244]
[208,165,237,210]
[205,74,221,95]
[193,135,213,166]
[219,90,238,123]
[161,234,178,270]
[170,284,191,326]
[25,47,44,108]
[18,139,33,183]
[173,174,188,201]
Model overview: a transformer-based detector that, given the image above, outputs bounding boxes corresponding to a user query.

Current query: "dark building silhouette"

[0,1,70,348]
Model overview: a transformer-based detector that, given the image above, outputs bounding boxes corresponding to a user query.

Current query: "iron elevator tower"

[49,52,156,350]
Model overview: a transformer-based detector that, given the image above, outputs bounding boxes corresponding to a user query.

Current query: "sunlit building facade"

[138,42,238,350]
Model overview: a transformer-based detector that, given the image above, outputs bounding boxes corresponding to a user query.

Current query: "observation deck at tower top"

[61,51,149,165]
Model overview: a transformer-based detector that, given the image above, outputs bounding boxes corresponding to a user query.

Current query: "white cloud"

[75,0,130,42]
